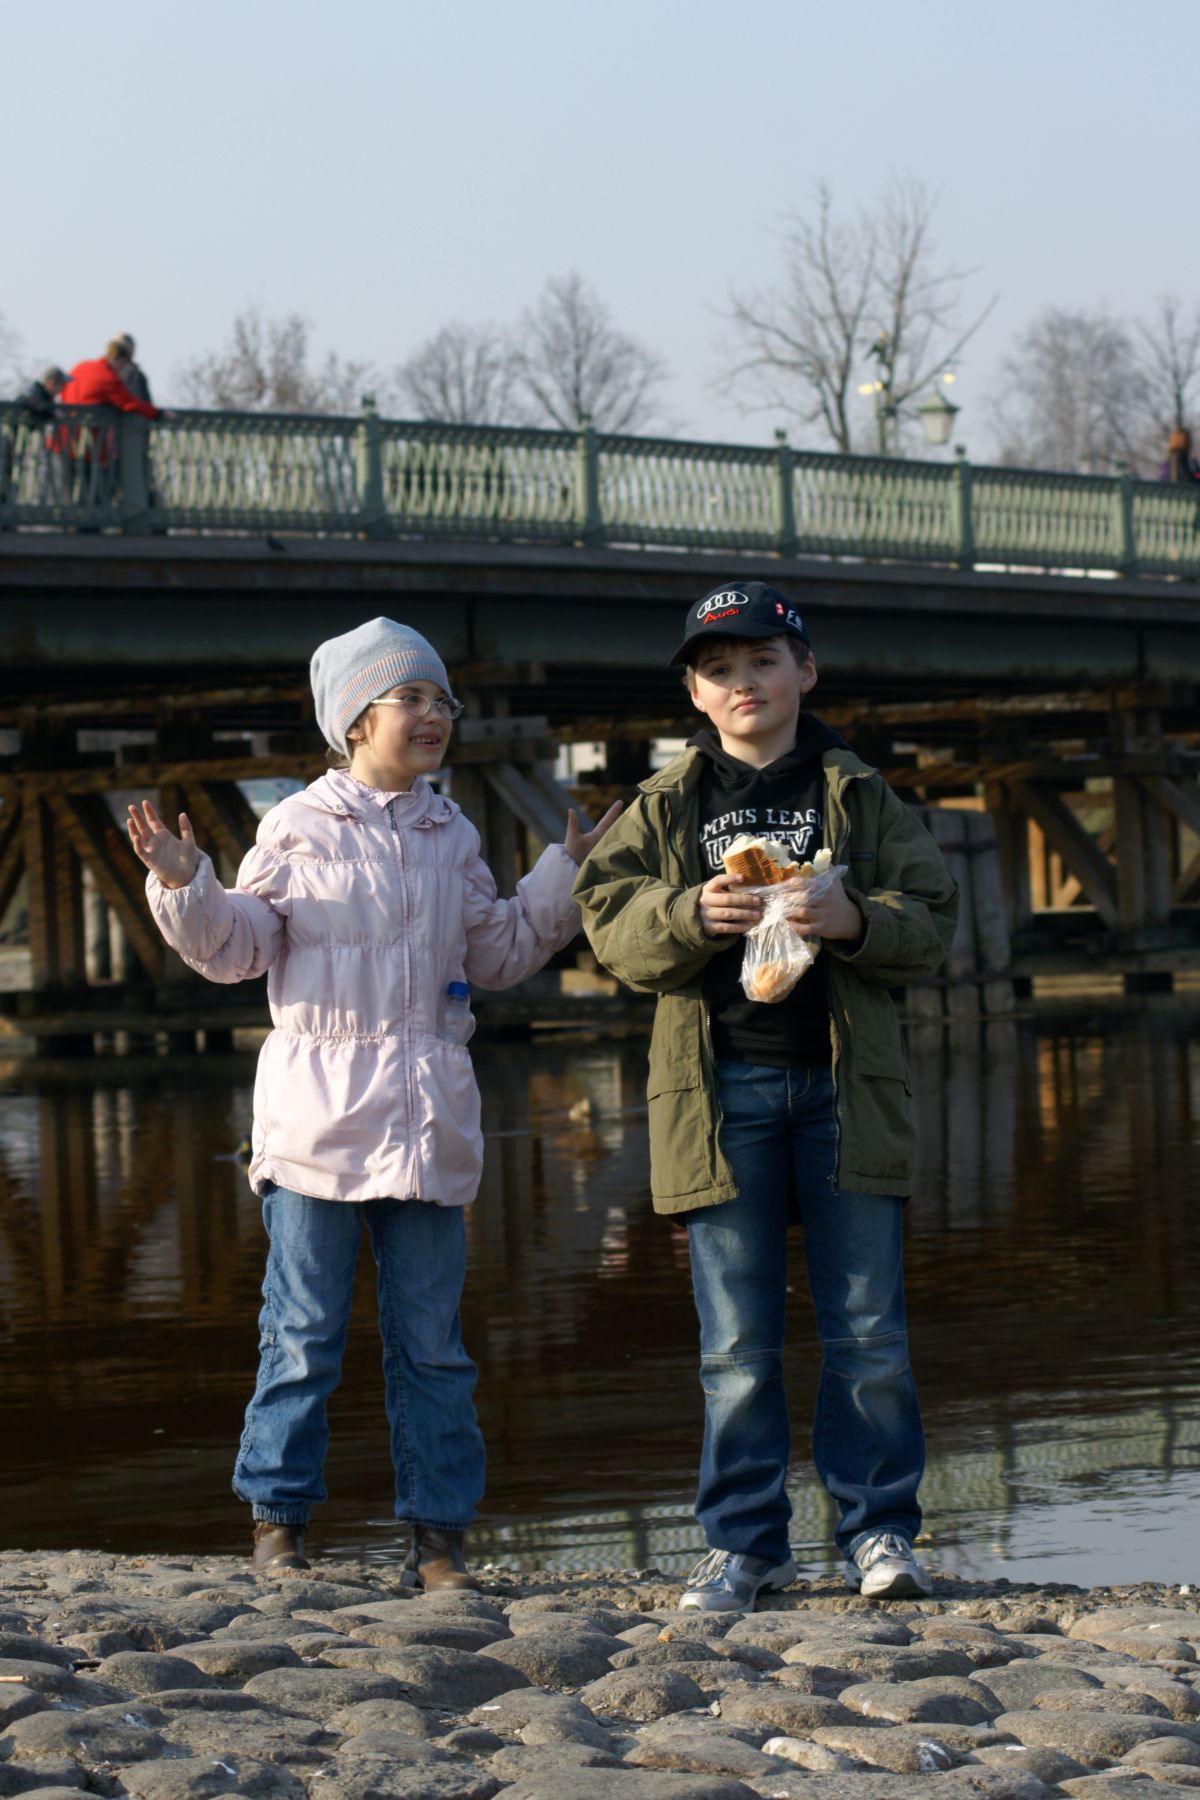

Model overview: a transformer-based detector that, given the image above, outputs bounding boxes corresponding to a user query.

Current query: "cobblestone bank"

[1,1550,1198,1799]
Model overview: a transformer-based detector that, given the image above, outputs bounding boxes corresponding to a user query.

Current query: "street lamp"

[916,381,961,449]
[857,340,962,454]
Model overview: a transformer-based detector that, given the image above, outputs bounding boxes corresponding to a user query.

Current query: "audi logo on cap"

[696,590,749,621]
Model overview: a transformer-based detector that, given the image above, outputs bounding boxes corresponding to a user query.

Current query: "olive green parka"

[573,744,958,1213]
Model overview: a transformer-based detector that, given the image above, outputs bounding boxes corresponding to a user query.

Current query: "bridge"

[4,396,1200,575]
[2,400,1199,1044]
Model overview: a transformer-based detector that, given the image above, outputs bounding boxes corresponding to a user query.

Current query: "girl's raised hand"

[564,801,624,865]
[126,799,200,890]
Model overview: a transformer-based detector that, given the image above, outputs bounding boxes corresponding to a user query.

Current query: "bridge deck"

[3,535,1200,716]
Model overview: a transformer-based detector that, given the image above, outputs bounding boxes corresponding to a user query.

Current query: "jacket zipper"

[385,799,418,1133]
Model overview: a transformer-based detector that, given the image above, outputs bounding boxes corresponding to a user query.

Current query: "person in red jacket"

[55,340,164,498]
[60,340,162,418]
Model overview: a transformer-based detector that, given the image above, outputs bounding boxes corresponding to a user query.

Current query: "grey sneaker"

[679,1548,798,1612]
[844,1531,931,1598]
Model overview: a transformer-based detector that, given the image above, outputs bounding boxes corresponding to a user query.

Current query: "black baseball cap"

[669,581,811,666]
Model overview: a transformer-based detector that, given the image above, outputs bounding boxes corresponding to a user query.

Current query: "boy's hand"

[126,799,200,890]
[565,801,624,865]
[699,872,763,937]
[786,874,864,944]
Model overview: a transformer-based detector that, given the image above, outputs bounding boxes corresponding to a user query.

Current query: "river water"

[1,1012,1198,1589]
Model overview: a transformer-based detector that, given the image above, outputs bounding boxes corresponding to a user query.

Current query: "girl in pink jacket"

[128,617,619,1586]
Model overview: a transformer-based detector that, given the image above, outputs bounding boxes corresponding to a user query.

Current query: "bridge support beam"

[2,682,1199,1045]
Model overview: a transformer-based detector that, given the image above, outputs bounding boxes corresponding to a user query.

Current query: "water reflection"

[0,1014,1197,1587]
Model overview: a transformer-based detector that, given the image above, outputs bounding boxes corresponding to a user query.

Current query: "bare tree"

[1134,295,1200,437]
[175,307,375,413]
[720,183,874,453]
[395,321,518,424]
[510,272,670,433]
[990,307,1141,473]
[867,176,996,452]
[721,177,995,454]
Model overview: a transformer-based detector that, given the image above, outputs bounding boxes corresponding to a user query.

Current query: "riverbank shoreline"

[1,1550,1199,1799]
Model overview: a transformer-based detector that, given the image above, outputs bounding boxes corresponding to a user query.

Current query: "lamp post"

[857,334,962,455]
[915,385,961,449]
[859,334,897,455]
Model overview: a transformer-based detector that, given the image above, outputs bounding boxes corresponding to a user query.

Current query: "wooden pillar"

[22,791,86,998]
[984,782,1033,932]
[83,865,112,982]
[1111,772,1147,931]
[900,806,944,1025]
[1136,714,1173,931]
[1111,709,1173,931]
[484,784,520,897]
[453,689,489,863]
[1112,708,1174,993]
[984,782,1033,999]
[926,808,978,1021]
[109,913,134,982]
[452,766,489,863]
[967,811,1015,1014]
[484,698,521,896]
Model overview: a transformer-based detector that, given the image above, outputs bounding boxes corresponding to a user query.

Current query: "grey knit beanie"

[310,617,454,754]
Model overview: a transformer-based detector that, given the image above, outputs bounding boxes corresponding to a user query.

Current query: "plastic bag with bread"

[721,839,849,1004]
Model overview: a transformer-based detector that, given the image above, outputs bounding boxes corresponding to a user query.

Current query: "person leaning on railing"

[53,339,166,500]
[17,365,69,421]
[59,339,163,420]
[112,332,153,406]
[0,367,70,510]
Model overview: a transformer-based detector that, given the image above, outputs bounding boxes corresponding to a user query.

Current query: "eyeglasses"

[372,692,464,721]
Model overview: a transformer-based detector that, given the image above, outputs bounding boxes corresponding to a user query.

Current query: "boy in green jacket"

[573,581,957,1609]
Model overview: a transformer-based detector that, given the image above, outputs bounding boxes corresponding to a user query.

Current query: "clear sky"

[2,0,1190,457]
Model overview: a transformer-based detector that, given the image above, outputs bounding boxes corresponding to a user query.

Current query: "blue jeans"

[686,1062,924,1562]
[232,1184,485,1531]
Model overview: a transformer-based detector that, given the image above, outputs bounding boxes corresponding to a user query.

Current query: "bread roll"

[747,959,797,1003]
[722,835,800,887]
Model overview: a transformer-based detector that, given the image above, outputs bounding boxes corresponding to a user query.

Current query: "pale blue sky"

[2,0,1190,455]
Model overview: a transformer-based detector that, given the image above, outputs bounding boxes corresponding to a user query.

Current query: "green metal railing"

[2,398,1198,578]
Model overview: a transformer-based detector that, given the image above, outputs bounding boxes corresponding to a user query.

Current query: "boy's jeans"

[232,1184,485,1532]
[685,1061,924,1562]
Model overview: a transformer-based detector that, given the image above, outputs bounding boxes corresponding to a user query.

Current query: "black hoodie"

[692,713,848,1068]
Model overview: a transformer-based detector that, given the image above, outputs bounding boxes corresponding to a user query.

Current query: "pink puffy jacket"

[146,770,581,1205]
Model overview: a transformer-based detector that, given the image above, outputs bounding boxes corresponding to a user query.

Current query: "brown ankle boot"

[251,1520,310,1572]
[400,1524,479,1592]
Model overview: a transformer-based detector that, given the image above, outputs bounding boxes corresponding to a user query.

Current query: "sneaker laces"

[685,1548,731,1587]
[856,1532,911,1571]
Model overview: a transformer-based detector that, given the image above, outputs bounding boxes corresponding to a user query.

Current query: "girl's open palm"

[127,799,199,890]
[564,801,623,865]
